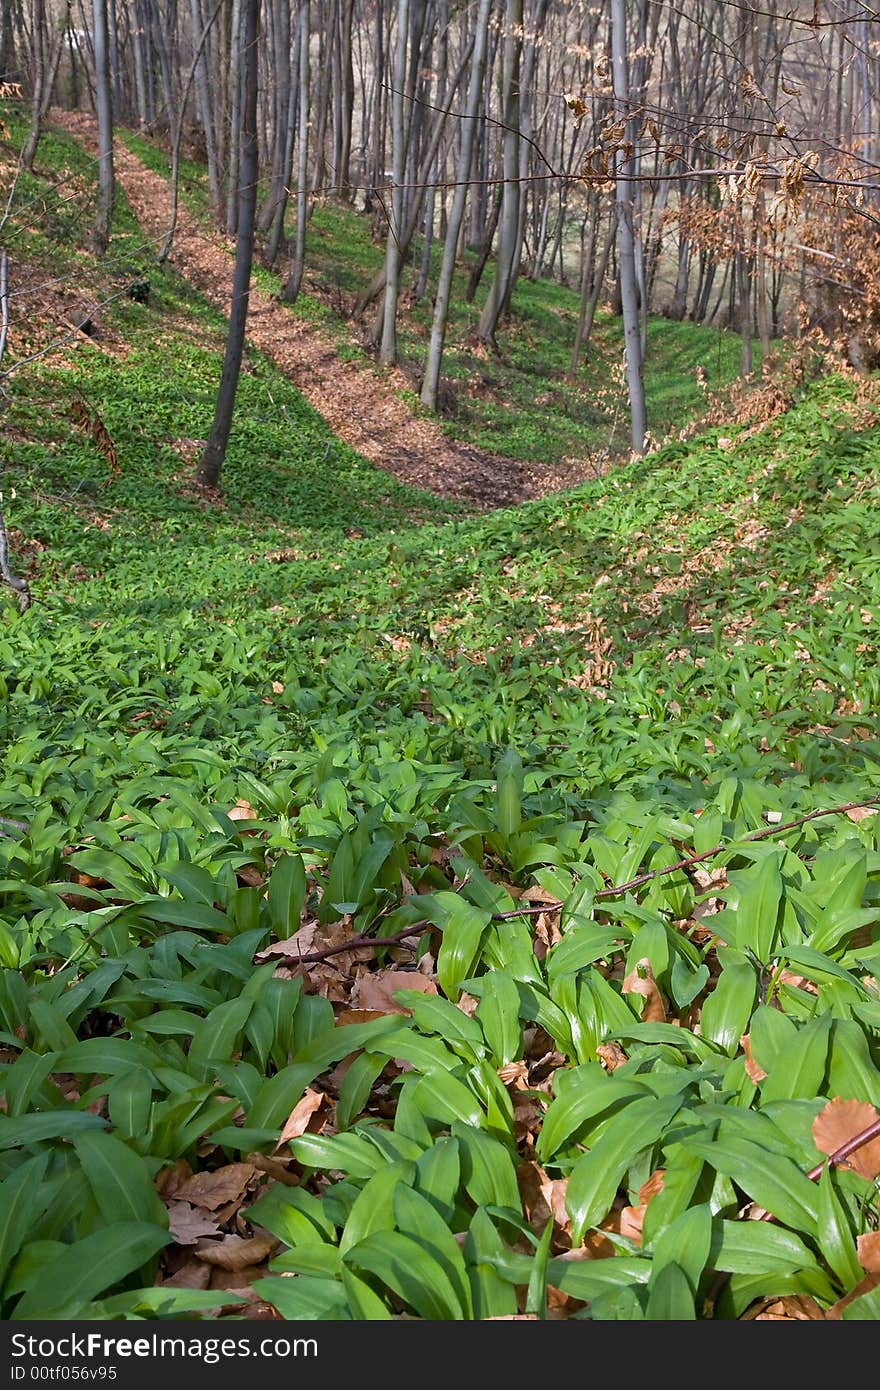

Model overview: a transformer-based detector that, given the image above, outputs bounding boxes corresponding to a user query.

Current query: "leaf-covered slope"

[3,110,880,1323]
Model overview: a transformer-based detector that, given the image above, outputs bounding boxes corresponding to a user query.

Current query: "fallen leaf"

[741,1034,768,1084]
[162,1260,211,1291]
[175,1163,261,1212]
[167,1202,222,1246]
[276,1088,327,1148]
[826,1272,880,1319]
[846,806,878,822]
[621,958,667,1023]
[638,1170,665,1205]
[517,1161,570,1242]
[811,1098,880,1180]
[857,1232,880,1272]
[751,1295,825,1320]
[351,968,437,1014]
[596,1042,627,1071]
[195,1234,278,1271]
[228,799,257,822]
[271,681,284,694]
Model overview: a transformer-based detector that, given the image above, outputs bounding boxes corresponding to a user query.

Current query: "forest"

[0,0,880,1327]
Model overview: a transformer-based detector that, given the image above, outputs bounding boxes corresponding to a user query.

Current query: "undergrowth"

[1,109,880,1323]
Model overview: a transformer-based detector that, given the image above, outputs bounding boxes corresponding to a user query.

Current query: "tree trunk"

[196,0,259,489]
[476,0,522,343]
[90,0,114,256]
[610,0,646,455]
[420,0,492,409]
[283,0,310,303]
[377,0,410,365]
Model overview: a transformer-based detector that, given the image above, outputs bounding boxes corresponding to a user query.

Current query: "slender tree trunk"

[90,0,114,255]
[420,0,492,409]
[196,0,259,489]
[610,0,646,454]
[477,0,522,343]
[22,0,46,170]
[283,0,310,302]
[377,0,410,365]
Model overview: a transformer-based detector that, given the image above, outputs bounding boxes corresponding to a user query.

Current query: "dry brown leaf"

[271,681,284,694]
[276,1088,327,1148]
[162,1260,212,1290]
[517,1161,570,1241]
[336,1008,388,1025]
[166,1201,222,1246]
[236,863,266,888]
[857,1231,880,1272]
[638,1170,665,1205]
[228,799,257,822]
[175,1163,261,1212]
[596,1041,627,1071]
[253,921,320,962]
[741,1033,768,1084]
[845,806,878,822]
[826,1272,880,1319]
[621,958,667,1023]
[351,968,437,1014]
[811,1098,880,1179]
[751,1295,826,1320]
[195,1234,277,1271]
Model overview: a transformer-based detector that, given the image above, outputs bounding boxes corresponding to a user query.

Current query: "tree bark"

[196,0,259,489]
[610,0,646,455]
[90,0,114,256]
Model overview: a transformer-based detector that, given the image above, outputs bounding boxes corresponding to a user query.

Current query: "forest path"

[52,110,592,511]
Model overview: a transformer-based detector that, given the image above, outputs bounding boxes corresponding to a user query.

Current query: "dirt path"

[51,110,594,510]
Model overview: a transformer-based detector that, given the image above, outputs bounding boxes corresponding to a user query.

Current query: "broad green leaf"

[647,1203,712,1295]
[253,1274,348,1320]
[73,1132,167,1228]
[339,1161,415,1254]
[0,1111,107,1150]
[816,1165,862,1290]
[13,1222,169,1318]
[392,1184,473,1317]
[536,1069,642,1162]
[685,1137,819,1236]
[566,1095,682,1245]
[644,1262,696,1320]
[698,951,757,1056]
[476,972,522,1066]
[0,1154,50,1286]
[344,1230,463,1319]
[760,1013,831,1104]
[268,853,307,938]
[453,1123,520,1210]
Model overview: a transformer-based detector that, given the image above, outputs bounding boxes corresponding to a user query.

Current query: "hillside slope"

[3,112,880,1322]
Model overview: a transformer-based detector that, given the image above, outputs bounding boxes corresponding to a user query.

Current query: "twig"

[492,797,880,920]
[258,921,432,967]
[807,1116,880,1182]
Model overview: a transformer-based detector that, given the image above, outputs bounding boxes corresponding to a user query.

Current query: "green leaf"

[644,1263,696,1320]
[647,1203,712,1296]
[476,972,522,1066]
[432,895,491,1000]
[760,1013,831,1104]
[709,1218,823,1276]
[685,1137,819,1236]
[841,1286,880,1319]
[525,1219,553,1319]
[13,1222,169,1318]
[392,1184,474,1317]
[0,1111,107,1150]
[340,1266,393,1320]
[344,1230,464,1319]
[339,1161,415,1254]
[453,1123,520,1210]
[73,1132,167,1228]
[54,1038,159,1076]
[536,1069,641,1162]
[0,1154,50,1287]
[566,1095,682,1245]
[412,1070,485,1129]
[698,951,757,1056]
[816,1165,862,1290]
[187,996,254,1079]
[268,853,307,938]
[254,1274,348,1320]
